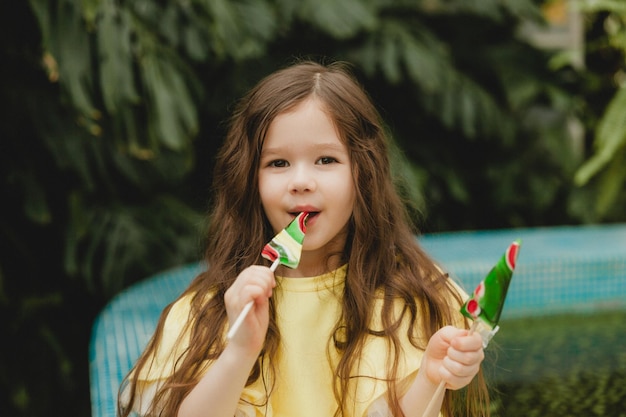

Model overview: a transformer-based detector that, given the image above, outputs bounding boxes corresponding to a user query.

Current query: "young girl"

[119,60,488,417]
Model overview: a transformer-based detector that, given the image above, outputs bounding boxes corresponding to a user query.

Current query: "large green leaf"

[141,53,198,151]
[575,85,626,185]
[594,150,626,217]
[351,18,512,141]
[297,0,377,39]
[65,193,203,296]
[29,0,95,116]
[97,3,139,113]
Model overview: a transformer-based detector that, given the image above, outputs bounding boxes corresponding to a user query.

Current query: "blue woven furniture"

[89,223,626,417]
[89,262,205,417]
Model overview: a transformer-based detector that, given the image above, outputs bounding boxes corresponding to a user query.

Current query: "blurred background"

[1,0,624,416]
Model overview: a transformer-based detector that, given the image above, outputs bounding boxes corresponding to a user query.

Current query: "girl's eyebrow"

[313,143,347,153]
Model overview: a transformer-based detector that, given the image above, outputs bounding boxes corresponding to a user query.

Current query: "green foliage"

[351,6,581,229]
[24,0,585,234]
[29,0,203,153]
[571,0,626,220]
[64,193,203,296]
[488,310,626,416]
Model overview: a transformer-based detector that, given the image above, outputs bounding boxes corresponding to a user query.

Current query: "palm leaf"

[594,150,626,216]
[97,4,139,113]
[297,0,376,39]
[575,85,626,185]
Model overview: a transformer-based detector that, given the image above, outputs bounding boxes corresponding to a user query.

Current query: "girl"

[119,60,488,417]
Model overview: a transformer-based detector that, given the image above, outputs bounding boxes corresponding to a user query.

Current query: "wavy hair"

[119,60,489,417]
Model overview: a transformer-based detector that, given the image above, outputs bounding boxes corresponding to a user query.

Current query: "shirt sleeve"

[119,294,195,416]
[123,293,266,417]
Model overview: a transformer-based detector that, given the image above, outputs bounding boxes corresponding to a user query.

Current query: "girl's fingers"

[225,266,275,312]
[441,355,481,378]
[447,343,485,366]
[224,266,276,350]
[427,326,464,359]
[450,331,484,351]
[238,274,273,299]
[434,327,485,390]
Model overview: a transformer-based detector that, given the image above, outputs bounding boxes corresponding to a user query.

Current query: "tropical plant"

[571,0,626,221]
[0,0,595,415]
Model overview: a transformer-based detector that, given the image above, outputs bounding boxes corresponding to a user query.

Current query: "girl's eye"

[317,157,337,165]
[269,159,288,168]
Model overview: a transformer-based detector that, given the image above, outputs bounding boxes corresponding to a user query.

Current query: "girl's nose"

[289,165,316,193]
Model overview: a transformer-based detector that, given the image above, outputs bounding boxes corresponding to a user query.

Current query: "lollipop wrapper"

[461,240,521,342]
[261,212,309,269]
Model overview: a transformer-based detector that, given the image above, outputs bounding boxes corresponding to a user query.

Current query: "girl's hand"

[422,326,485,390]
[224,265,275,355]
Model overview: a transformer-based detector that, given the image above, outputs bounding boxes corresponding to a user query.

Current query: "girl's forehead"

[265,98,337,135]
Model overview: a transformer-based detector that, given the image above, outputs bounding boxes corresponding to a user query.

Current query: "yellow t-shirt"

[131,265,465,416]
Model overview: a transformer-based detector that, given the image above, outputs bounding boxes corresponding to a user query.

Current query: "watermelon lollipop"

[261,211,309,269]
[461,239,521,331]
[227,212,309,340]
[422,240,521,417]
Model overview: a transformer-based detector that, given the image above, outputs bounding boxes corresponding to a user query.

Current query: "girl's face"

[259,98,355,276]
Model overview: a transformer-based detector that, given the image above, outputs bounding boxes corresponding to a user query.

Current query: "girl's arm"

[400,326,484,417]
[178,265,275,417]
[177,343,259,417]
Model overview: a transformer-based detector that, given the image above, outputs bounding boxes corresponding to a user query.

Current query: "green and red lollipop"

[261,212,309,269]
[462,239,521,335]
[423,240,521,417]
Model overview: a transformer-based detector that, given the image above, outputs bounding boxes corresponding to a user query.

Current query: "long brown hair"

[119,60,489,417]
